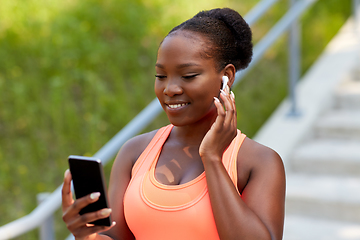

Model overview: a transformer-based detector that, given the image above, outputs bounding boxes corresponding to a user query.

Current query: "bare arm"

[200,89,285,240]
[62,131,156,240]
[239,139,286,240]
[203,142,285,240]
[98,140,136,240]
[101,131,156,240]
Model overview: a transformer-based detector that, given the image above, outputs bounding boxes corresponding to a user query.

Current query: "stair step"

[334,79,360,110]
[291,139,360,176]
[286,174,360,223]
[315,110,360,140]
[284,214,360,240]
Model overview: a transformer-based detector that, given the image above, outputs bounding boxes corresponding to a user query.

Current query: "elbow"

[260,230,272,240]
[222,225,272,240]
[250,224,272,240]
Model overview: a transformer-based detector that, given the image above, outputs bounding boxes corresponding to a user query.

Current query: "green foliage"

[235,0,352,137]
[0,0,351,239]
[302,0,352,73]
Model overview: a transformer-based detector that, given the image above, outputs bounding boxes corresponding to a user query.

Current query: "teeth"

[168,103,188,109]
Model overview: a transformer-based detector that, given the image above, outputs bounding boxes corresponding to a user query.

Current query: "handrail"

[234,0,316,85]
[245,0,278,26]
[0,0,322,239]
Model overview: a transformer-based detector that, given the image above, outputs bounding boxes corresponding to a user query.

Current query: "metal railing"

[0,0,355,239]
[354,0,360,32]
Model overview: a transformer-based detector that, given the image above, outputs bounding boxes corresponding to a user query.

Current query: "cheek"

[197,77,221,97]
[192,81,220,106]
[154,80,163,98]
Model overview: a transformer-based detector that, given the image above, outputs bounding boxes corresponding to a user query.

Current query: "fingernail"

[90,192,100,200]
[225,85,230,94]
[230,91,235,99]
[64,169,69,178]
[214,97,220,103]
[101,208,112,216]
[220,89,227,96]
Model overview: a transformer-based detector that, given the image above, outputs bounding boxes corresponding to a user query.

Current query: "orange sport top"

[124,125,246,240]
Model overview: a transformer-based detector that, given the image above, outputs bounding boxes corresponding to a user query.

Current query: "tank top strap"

[130,125,246,189]
[222,130,246,191]
[131,124,174,178]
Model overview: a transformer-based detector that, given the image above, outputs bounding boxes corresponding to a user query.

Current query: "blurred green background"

[0,0,351,239]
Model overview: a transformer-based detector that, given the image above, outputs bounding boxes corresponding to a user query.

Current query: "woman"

[62,7,285,240]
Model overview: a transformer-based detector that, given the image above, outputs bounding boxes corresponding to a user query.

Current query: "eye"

[155,75,167,80]
[182,74,199,80]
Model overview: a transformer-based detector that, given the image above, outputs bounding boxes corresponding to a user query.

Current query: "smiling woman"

[61,7,285,240]
[154,33,222,127]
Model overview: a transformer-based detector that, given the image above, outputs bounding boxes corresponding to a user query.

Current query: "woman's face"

[155,31,223,127]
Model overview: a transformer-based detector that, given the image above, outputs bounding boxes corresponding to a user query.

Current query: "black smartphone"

[68,155,112,226]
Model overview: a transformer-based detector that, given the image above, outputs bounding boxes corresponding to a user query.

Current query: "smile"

[166,103,189,109]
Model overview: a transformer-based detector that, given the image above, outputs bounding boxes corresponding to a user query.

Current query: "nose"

[163,78,183,97]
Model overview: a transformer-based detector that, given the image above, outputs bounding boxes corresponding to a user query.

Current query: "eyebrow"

[155,62,201,69]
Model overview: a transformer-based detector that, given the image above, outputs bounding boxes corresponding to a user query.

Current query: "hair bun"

[197,8,253,70]
[167,8,253,71]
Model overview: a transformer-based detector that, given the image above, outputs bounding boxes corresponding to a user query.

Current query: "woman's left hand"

[199,86,237,162]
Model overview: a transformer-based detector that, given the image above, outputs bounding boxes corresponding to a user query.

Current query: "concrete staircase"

[252,17,360,239]
[284,73,360,239]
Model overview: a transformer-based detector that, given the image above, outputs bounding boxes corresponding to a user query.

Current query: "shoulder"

[115,129,158,167]
[109,129,159,189]
[241,137,283,166]
[237,136,285,192]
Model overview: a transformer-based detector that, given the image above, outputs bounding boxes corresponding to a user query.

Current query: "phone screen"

[68,155,112,226]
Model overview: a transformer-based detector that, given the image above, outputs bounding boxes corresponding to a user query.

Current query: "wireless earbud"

[222,76,229,91]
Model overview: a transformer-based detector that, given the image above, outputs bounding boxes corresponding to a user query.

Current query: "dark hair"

[167,8,253,72]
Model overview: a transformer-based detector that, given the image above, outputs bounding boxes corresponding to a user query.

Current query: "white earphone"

[222,76,229,91]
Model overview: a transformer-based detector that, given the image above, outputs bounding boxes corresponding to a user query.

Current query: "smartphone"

[68,155,112,226]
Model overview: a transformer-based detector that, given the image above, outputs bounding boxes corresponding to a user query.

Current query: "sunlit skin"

[155,32,222,130]
[61,30,285,240]
[153,32,232,183]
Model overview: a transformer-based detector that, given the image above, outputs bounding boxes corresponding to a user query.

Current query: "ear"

[222,64,236,88]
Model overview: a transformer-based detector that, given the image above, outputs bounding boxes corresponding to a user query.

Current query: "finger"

[63,191,101,224]
[63,193,102,230]
[69,208,113,231]
[213,97,226,130]
[62,169,74,211]
[222,89,237,135]
[230,91,236,109]
[85,221,116,235]
[225,90,238,134]
[230,91,238,126]
[71,192,101,214]
[72,221,116,238]
[220,90,235,127]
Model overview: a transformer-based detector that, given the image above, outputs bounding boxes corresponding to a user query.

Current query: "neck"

[170,109,217,147]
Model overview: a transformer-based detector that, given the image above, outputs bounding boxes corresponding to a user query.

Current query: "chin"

[167,114,215,128]
[166,117,192,127]
[164,104,217,127]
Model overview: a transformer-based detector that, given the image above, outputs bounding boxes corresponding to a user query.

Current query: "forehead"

[156,31,213,68]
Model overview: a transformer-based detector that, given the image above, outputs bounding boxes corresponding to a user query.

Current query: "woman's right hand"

[62,169,115,240]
